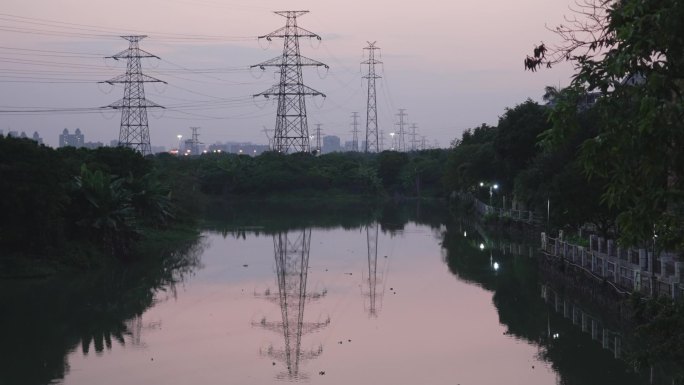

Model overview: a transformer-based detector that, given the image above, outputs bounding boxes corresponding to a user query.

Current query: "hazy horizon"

[1,0,575,150]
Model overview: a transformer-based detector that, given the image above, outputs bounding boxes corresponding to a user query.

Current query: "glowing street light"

[177,134,183,154]
[479,181,499,206]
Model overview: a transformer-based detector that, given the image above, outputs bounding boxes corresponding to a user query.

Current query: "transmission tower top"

[252,10,327,154]
[274,10,309,17]
[101,36,164,156]
[120,35,147,42]
[363,41,381,153]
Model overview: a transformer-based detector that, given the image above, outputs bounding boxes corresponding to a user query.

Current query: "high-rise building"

[32,132,44,145]
[59,129,85,148]
[322,135,341,154]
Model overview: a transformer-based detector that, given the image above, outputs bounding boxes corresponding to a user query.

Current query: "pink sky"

[1,0,575,149]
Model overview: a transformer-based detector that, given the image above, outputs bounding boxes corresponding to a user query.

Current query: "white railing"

[541,233,683,299]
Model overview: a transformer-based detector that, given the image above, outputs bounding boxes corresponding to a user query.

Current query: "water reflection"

[541,284,623,359]
[443,221,654,385]
[363,223,385,318]
[6,202,682,385]
[253,229,330,381]
[0,236,204,385]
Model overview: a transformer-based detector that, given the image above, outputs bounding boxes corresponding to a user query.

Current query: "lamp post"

[177,134,183,154]
[479,181,499,206]
[389,132,396,151]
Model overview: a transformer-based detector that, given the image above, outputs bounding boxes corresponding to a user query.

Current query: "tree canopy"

[526,0,684,251]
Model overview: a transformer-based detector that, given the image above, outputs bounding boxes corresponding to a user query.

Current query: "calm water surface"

[1,205,657,385]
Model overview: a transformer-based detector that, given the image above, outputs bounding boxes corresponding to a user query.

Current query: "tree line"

[0,137,180,273]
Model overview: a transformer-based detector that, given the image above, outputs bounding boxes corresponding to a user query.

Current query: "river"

[0,202,668,385]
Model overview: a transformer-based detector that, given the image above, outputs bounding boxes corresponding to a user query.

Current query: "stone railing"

[541,233,683,299]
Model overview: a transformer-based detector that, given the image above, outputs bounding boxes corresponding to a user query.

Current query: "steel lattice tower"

[254,229,329,381]
[315,123,323,154]
[252,11,327,154]
[410,123,419,151]
[351,112,360,152]
[102,36,165,156]
[396,109,407,152]
[189,126,202,155]
[363,42,381,153]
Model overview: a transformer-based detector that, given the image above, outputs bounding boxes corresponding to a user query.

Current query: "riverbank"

[0,223,201,279]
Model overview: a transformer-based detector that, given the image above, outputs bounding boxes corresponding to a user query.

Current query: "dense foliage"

[525,0,684,251]
[0,136,177,271]
[443,99,616,233]
[0,136,448,272]
[153,148,448,199]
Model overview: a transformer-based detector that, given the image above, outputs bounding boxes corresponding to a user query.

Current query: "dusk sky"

[1,0,575,150]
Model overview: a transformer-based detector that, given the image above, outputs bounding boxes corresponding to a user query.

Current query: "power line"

[0,12,257,42]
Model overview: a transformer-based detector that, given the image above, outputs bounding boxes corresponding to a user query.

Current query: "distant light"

[203,150,208,153]
[553,333,560,339]
[479,243,485,250]
[479,182,484,187]
[463,231,467,237]
[493,184,499,190]
[217,149,222,153]
[493,262,500,271]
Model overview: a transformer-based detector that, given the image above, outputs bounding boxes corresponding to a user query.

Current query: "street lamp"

[177,134,183,154]
[479,181,499,206]
[389,132,395,150]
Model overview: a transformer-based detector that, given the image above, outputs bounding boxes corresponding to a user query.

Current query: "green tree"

[493,100,551,192]
[527,0,684,250]
[70,165,139,259]
[0,136,68,256]
[444,124,499,193]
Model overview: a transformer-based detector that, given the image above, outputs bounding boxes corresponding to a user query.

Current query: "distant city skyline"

[1,0,576,151]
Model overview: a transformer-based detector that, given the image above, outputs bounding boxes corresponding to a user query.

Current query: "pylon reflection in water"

[253,229,329,380]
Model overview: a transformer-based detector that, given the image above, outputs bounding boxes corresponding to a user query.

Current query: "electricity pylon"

[252,11,328,154]
[363,42,381,153]
[189,126,202,155]
[410,123,419,151]
[315,123,323,154]
[102,36,165,156]
[363,223,385,317]
[396,109,407,152]
[351,112,360,152]
[254,230,329,381]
